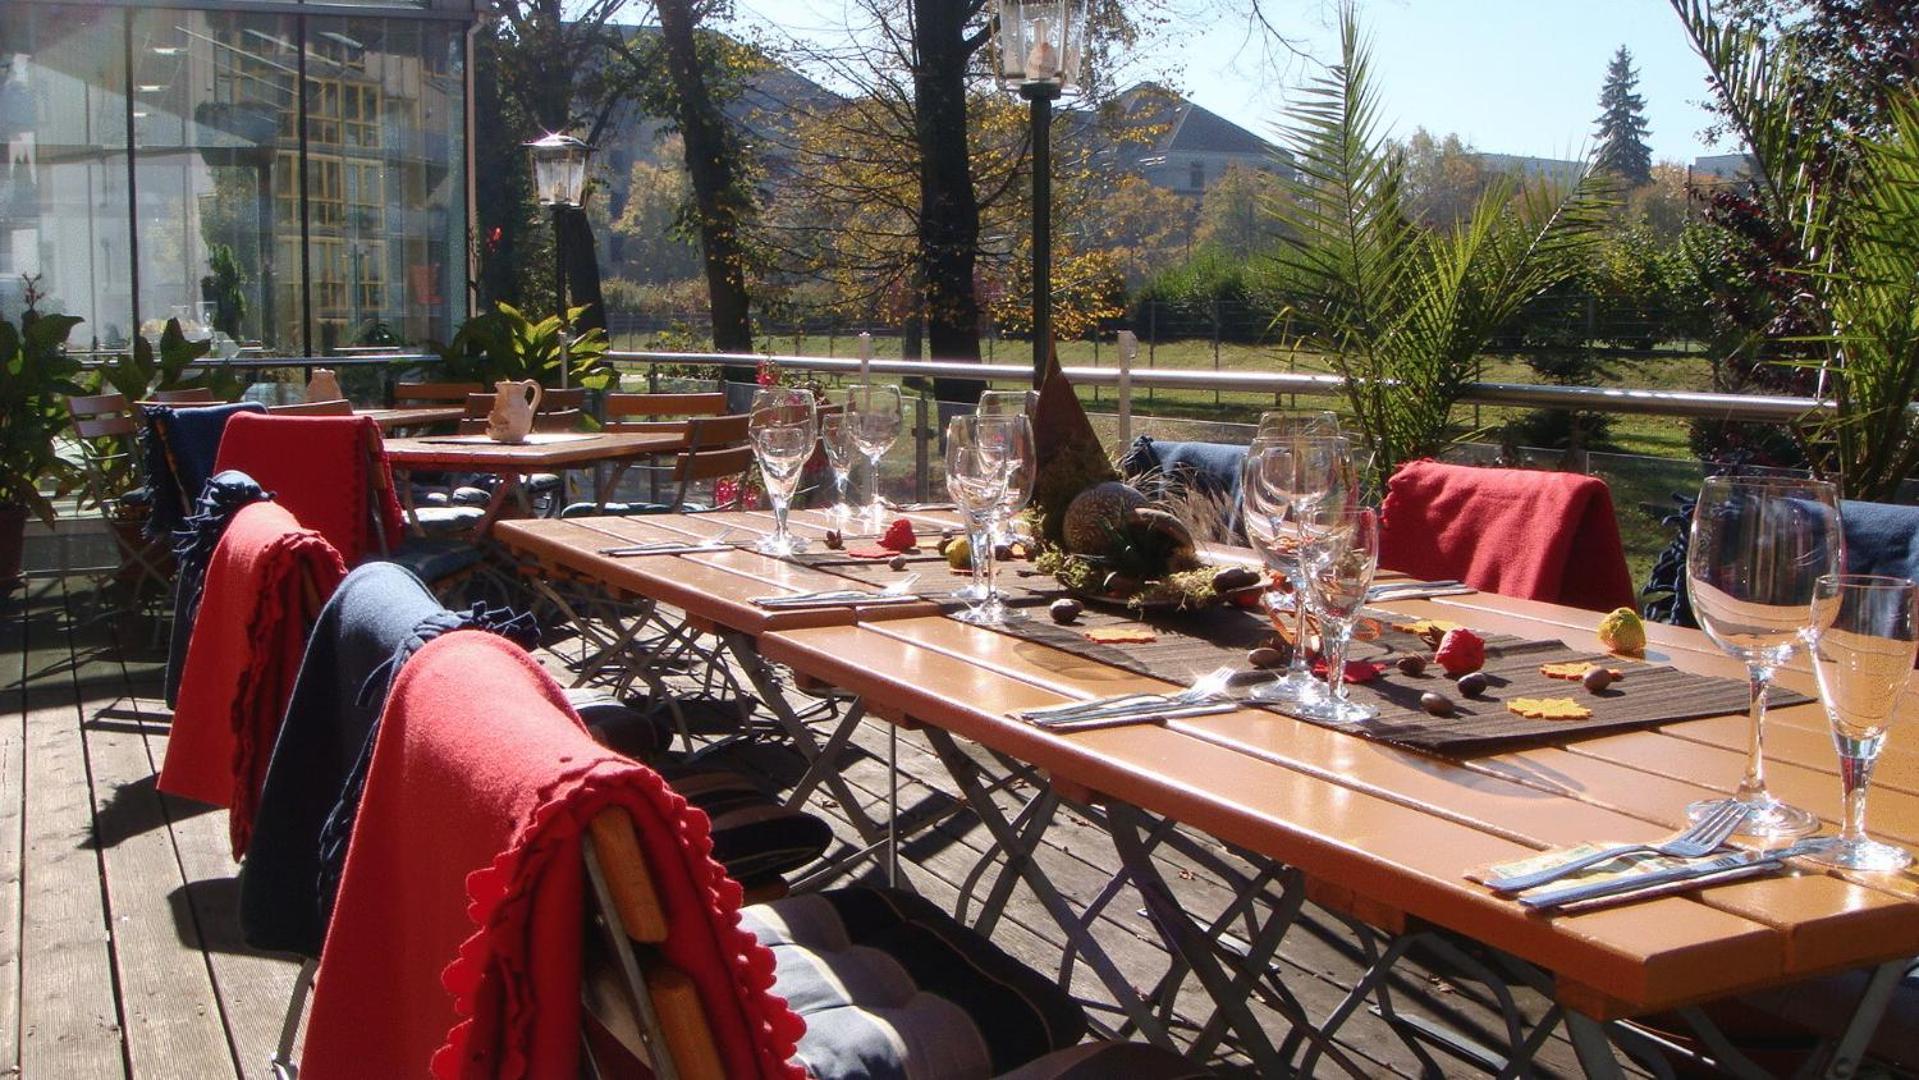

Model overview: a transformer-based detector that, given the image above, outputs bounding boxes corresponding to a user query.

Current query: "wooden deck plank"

[18,586,124,1077]
[80,694,236,1078]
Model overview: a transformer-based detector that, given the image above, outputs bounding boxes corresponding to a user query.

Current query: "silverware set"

[1014,667,1238,731]
[1519,838,1826,913]
[1366,579,1474,602]
[752,574,922,609]
[1485,801,1748,894]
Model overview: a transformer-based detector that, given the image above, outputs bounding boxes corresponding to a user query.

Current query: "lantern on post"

[525,132,595,388]
[993,1,1085,388]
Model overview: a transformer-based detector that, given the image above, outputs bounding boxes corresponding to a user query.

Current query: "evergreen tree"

[1593,46,1654,186]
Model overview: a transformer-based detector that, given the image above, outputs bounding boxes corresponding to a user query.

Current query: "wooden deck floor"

[0,577,1622,1079]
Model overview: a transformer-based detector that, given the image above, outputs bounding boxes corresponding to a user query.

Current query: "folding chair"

[269,398,353,417]
[66,393,171,612]
[582,809,1213,1079]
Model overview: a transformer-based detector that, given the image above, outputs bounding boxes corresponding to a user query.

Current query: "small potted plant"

[0,309,86,592]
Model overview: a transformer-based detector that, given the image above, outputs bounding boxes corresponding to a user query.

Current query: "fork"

[1485,801,1749,893]
[1023,666,1237,724]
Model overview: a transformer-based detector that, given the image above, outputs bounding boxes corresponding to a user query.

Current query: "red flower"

[485,225,503,252]
[1311,658,1388,684]
[1434,628,1487,676]
[879,518,917,552]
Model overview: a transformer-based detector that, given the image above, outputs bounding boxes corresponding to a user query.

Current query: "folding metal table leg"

[720,631,888,850]
[1567,1012,1629,1080]
[921,729,1179,1053]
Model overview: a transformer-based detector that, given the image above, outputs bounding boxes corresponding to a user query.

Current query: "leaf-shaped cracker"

[1540,662,1625,681]
[1085,626,1158,644]
[1507,697,1592,720]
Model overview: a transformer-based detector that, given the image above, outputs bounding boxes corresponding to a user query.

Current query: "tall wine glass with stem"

[1294,505,1381,725]
[820,411,854,520]
[748,387,818,556]
[1687,475,1845,838]
[845,384,903,527]
[978,390,1038,545]
[1248,410,1343,614]
[1805,574,1918,872]
[1241,435,1354,703]
[946,414,1027,625]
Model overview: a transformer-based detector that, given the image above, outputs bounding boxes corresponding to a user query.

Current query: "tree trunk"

[657,0,756,383]
[913,0,985,405]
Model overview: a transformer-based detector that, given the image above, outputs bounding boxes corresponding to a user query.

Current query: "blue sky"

[724,0,1734,165]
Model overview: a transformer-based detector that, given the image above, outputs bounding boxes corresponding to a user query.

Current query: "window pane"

[132,9,304,355]
[305,15,464,353]
[0,5,134,347]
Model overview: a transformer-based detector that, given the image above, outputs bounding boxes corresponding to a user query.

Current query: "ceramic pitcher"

[304,368,343,404]
[486,379,543,443]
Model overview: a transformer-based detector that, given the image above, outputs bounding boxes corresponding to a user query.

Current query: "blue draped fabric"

[140,402,267,538]
[1119,435,1248,536]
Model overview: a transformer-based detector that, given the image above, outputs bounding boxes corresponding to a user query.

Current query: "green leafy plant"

[0,311,88,525]
[1269,5,1607,486]
[91,318,232,404]
[434,301,615,390]
[1673,0,1919,499]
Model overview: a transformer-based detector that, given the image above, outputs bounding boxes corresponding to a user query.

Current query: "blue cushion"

[410,505,486,537]
[1120,436,1248,536]
[742,888,1089,1079]
[1842,500,1919,583]
[559,501,675,519]
[377,538,482,583]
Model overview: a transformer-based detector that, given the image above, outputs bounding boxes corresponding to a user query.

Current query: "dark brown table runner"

[779,547,1804,755]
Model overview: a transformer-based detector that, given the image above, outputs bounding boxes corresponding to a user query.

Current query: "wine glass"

[946,414,1027,626]
[1805,574,1917,872]
[1241,435,1354,703]
[1686,475,1845,838]
[1294,505,1381,724]
[979,389,1038,544]
[820,411,854,520]
[749,387,818,556]
[846,384,903,526]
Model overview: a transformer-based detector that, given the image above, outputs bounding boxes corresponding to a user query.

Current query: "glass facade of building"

[0,0,475,355]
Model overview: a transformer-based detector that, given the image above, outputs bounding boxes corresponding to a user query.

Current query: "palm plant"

[1672,0,1919,500]
[1269,5,1607,486]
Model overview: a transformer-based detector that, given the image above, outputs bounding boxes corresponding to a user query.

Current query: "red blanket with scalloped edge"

[213,412,405,566]
[300,631,805,1080]
[159,500,346,856]
[1378,459,1637,613]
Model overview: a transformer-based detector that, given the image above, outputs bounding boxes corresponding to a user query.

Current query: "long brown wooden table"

[497,509,1918,1073]
[756,597,1919,1074]
[386,430,685,534]
[359,405,464,431]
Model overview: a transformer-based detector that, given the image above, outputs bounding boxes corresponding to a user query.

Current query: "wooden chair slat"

[393,381,483,406]
[270,399,354,416]
[148,386,218,404]
[72,415,139,439]
[588,810,669,943]
[644,966,727,1080]
[605,392,726,421]
[67,392,130,417]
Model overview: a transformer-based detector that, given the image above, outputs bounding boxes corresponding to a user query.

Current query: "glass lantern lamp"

[525,132,592,208]
[993,0,1085,93]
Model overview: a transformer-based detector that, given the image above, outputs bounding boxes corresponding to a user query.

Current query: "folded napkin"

[160,500,348,857]
[301,632,806,1080]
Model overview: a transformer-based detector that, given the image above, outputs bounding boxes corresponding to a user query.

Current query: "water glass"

[749,387,818,556]
[846,384,903,525]
[946,414,1027,626]
[978,390,1038,542]
[1240,434,1354,704]
[1293,506,1381,725]
[820,412,854,519]
[1805,574,1917,872]
[1686,475,1845,838]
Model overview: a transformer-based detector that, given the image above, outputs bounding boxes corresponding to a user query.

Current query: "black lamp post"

[995,1,1084,388]
[525,132,594,388]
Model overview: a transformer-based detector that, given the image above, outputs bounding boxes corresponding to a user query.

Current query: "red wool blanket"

[159,501,347,856]
[1379,459,1638,613]
[301,632,805,1080]
[213,413,406,566]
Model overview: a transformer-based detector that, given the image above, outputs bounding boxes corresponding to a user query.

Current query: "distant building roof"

[1692,152,1755,179]
[1111,83,1287,161]
[1471,152,1586,186]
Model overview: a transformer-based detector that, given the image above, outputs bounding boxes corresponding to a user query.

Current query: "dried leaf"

[1507,697,1593,720]
[1085,626,1158,644]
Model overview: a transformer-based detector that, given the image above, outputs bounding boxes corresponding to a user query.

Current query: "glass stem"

[1323,622,1353,704]
[1839,751,1877,845]
[772,495,791,544]
[967,522,992,604]
[1734,664,1774,806]
[868,452,884,519]
[1288,520,1312,679]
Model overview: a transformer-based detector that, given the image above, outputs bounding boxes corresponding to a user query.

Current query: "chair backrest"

[583,808,727,1080]
[605,392,726,432]
[149,386,218,405]
[392,381,482,407]
[270,398,354,417]
[68,392,138,439]
[664,415,752,510]
[68,393,142,509]
[211,414,402,564]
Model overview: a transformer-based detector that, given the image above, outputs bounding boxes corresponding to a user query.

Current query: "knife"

[1519,839,1826,911]
[1025,701,1239,732]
